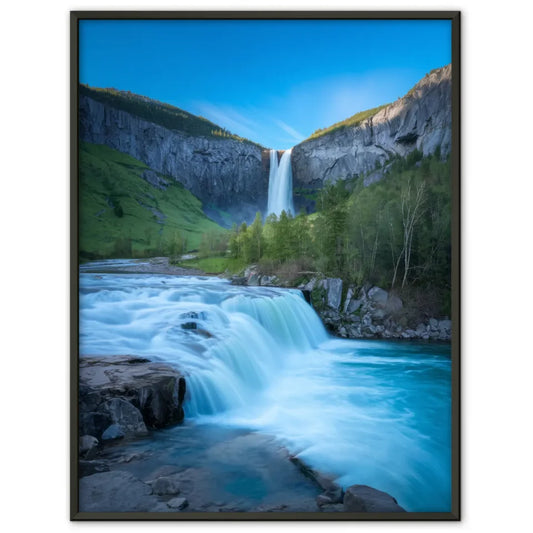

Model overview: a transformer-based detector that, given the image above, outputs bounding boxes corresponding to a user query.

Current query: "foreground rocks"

[301,277,451,341]
[343,485,406,512]
[79,355,186,445]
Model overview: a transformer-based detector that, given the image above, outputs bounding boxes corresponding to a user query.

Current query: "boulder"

[439,319,452,331]
[79,471,159,512]
[343,287,363,314]
[150,474,182,495]
[100,398,148,437]
[302,278,318,291]
[167,497,189,510]
[79,356,187,436]
[260,275,278,286]
[79,435,99,458]
[319,278,343,310]
[343,485,406,512]
[101,424,125,441]
[368,286,388,304]
[79,412,113,441]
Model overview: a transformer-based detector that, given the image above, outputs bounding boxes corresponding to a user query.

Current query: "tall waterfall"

[267,148,294,216]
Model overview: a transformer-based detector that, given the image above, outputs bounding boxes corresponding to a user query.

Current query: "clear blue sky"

[79,19,451,149]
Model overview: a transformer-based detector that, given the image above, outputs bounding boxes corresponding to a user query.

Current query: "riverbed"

[79,260,451,512]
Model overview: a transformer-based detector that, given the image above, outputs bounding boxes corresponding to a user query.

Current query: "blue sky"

[79,19,451,149]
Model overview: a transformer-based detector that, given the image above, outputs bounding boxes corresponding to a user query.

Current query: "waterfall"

[79,264,452,512]
[79,271,327,417]
[267,149,279,212]
[267,148,294,216]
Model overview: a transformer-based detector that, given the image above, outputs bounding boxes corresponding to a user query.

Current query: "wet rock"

[181,321,197,330]
[319,503,345,512]
[260,275,278,286]
[79,471,160,512]
[230,276,247,286]
[248,273,261,285]
[100,398,148,437]
[151,474,182,496]
[79,412,113,440]
[101,424,125,441]
[79,435,99,458]
[79,356,187,434]
[180,311,199,319]
[343,485,406,512]
[167,497,189,510]
[79,460,109,477]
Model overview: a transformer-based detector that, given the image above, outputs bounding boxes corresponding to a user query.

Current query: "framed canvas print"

[71,11,460,520]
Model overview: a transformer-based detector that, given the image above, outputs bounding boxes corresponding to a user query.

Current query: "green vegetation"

[304,104,389,142]
[175,256,246,275]
[80,85,262,147]
[79,142,227,259]
[228,149,451,316]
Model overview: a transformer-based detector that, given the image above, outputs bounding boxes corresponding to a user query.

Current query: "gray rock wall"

[80,94,269,212]
[292,64,452,189]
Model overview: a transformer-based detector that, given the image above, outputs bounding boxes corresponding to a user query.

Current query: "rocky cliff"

[292,64,452,189]
[80,93,269,219]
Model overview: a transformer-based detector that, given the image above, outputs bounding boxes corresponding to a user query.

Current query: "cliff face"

[292,64,452,189]
[79,95,269,215]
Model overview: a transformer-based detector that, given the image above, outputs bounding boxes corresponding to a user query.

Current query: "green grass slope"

[79,142,226,258]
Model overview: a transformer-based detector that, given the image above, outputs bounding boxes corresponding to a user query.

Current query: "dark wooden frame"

[70,10,461,521]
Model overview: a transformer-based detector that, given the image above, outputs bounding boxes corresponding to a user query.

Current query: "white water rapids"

[79,266,451,512]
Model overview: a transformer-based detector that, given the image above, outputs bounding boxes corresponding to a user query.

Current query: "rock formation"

[79,355,186,441]
[292,64,452,190]
[79,94,269,216]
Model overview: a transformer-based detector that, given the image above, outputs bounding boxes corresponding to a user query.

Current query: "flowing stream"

[79,263,451,512]
[267,149,294,216]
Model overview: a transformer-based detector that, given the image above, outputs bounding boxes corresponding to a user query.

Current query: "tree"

[400,177,426,288]
[248,212,264,262]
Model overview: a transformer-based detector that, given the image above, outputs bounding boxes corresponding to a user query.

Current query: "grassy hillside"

[80,85,262,148]
[304,104,389,142]
[79,142,226,259]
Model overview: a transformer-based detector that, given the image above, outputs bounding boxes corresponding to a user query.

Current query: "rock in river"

[79,355,186,439]
[343,485,406,512]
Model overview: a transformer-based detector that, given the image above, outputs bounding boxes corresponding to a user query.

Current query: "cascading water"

[267,148,294,216]
[267,149,279,212]
[79,261,451,512]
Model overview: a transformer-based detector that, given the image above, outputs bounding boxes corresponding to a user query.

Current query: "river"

[79,261,451,512]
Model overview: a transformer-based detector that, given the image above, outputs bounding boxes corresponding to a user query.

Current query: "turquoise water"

[79,262,451,512]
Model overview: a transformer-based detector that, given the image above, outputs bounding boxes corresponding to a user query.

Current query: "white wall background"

[1,0,531,531]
